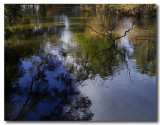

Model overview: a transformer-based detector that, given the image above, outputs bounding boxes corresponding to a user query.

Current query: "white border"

[0,0,159,125]
[1,0,159,4]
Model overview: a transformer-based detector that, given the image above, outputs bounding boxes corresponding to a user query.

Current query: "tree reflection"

[66,32,125,83]
[5,43,93,121]
[132,38,156,76]
[68,5,156,79]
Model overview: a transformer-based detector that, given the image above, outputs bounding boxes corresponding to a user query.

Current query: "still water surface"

[5,5,156,121]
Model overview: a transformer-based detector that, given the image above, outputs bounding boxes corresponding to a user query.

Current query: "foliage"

[108,4,156,18]
[82,4,156,18]
[5,4,22,24]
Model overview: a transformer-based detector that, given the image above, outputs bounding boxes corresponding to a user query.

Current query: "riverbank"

[82,4,156,18]
[106,4,156,18]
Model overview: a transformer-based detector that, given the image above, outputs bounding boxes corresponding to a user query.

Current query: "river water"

[5,5,156,121]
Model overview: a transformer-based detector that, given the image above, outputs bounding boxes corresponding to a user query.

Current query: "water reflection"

[5,5,156,121]
[6,41,94,121]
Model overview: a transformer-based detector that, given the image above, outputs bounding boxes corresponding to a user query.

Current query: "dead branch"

[114,24,134,41]
[83,6,134,80]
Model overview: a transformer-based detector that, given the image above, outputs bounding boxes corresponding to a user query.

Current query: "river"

[5,5,156,121]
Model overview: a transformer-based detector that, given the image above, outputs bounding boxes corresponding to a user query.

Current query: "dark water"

[5,5,156,121]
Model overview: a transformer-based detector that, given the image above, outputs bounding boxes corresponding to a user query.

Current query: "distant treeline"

[82,4,156,18]
[5,4,156,25]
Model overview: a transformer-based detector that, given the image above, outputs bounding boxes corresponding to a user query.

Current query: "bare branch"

[114,23,134,40]
[85,25,105,37]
